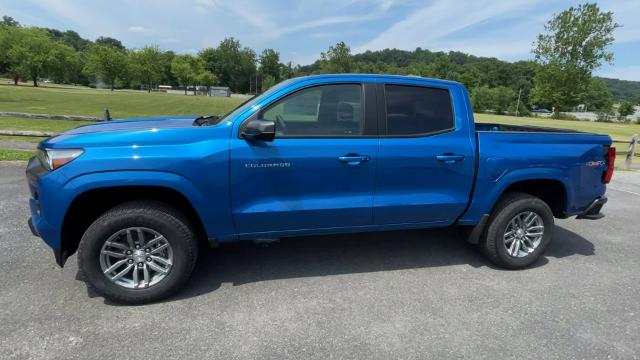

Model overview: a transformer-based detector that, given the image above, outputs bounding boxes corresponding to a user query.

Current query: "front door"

[230,82,379,236]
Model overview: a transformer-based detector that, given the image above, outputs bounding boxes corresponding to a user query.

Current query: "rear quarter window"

[384,85,454,136]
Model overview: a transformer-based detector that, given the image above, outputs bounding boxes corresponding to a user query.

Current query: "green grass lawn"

[0,117,92,132]
[0,149,34,161]
[0,84,244,118]
[0,135,43,143]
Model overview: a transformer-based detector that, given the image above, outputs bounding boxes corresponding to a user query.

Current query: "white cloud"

[354,0,544,55]
[128,26,146,33]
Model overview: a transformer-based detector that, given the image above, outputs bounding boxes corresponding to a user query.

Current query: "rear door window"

[384,85,454,136]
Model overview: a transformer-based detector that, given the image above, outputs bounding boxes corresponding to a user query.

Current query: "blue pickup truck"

[26,74,615,303]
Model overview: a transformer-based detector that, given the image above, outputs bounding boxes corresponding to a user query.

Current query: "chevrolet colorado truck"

[26,74,615,304]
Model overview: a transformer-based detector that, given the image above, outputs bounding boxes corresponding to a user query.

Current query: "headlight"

[37,148,84,170]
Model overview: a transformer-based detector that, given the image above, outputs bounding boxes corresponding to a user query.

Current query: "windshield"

[220,78,296,121]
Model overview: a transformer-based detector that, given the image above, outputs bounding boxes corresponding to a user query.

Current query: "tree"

[319,41,353,73]
[531,3,619,117]
[471,87,493,112]
[199,37,256,93]
[618,101,635,120]
[129,45,164,92]
[583,77,613,113]
[196,71,217,95]
[85,44,128,90]
[171,54,198,94]
[95,36,125,51]
[1,16,19,27]
[280,61,294,80]
[493,86,516,114]
[262,75,276,91]
[5,27,73,86]
[259,48,280,80]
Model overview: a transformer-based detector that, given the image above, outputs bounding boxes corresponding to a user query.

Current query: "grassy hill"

[599,77,640,102]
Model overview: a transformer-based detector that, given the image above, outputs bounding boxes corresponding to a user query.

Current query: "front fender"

[39,170,232,259]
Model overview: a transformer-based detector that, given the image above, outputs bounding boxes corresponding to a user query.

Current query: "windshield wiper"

[193,115,222,126]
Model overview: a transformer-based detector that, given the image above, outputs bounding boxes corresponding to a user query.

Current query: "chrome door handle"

[338,155,370,165]
[436,154,464,164]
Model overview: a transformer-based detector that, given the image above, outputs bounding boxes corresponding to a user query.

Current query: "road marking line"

[609,187,640,197]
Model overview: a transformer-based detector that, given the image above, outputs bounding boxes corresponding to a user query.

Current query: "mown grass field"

[1,84,639,163]
[0,84,242,118]
[0,149,34,161]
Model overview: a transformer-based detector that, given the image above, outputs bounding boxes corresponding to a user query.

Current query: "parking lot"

[1,162,639,359]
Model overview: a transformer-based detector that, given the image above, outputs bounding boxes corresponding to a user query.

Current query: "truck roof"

[289,73,463,86]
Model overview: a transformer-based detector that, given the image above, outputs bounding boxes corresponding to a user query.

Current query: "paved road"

[1,162,639,360]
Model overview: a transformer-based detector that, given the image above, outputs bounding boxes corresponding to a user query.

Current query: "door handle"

[338,155,370,165]
[436,154,465,164]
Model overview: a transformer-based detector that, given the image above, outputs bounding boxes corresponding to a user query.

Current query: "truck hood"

[64,116,199,135]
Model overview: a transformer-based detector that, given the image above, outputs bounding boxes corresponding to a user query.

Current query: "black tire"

[480,192,554,269]
[78,200,198,304]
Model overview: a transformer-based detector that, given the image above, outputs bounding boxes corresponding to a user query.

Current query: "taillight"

[603,147,615,184]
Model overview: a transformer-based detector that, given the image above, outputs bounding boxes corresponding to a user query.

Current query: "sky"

[2,0,639,80]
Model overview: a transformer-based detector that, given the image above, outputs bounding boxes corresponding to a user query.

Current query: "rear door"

[230,82,379,236]
[373,83,475,226]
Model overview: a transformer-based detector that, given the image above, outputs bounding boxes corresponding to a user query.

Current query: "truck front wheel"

[480,192,554,269]
[78,200,198,304]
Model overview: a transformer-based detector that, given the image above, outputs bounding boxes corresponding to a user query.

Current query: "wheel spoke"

[132,266,139,288]
[150,243,169,254]
[524,212,536,227]
[508,239,517,255]
[102,250,126,258]
[142,264,150,288]
[111,264,134,281]
[103,259,128,274]
[146,235,165,248]
[136,228,145,245]
[150,255,172,266]
[148,261,168,274]
[125,229,134,248]
[526,231,543,237]
[106,241,129,251]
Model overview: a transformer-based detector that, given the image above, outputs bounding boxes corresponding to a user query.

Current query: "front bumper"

[26,156,65,266]
[576,196,607,220]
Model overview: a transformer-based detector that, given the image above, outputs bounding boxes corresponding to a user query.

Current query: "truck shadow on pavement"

[148,225,593,303]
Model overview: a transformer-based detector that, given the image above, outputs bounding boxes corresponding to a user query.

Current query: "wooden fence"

[612,134,639,170]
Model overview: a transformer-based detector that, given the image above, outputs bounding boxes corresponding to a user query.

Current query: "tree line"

[0,15,291,94]
[0,3,637,119]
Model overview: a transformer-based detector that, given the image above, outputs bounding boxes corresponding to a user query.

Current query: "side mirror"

[241,119,275,142]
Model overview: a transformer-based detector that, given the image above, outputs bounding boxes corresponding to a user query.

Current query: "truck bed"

[476,123,590,134]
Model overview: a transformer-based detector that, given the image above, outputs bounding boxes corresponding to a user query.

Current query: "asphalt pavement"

[1,162,639,360]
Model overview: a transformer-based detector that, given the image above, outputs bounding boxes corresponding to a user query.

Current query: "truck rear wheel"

[480,192,554,269]
[78,200,198,304]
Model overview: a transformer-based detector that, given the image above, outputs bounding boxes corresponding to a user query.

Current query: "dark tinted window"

[263,84,363,136]
[384,85,454,135]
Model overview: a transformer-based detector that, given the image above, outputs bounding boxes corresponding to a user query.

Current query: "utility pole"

[515,88,522,117]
